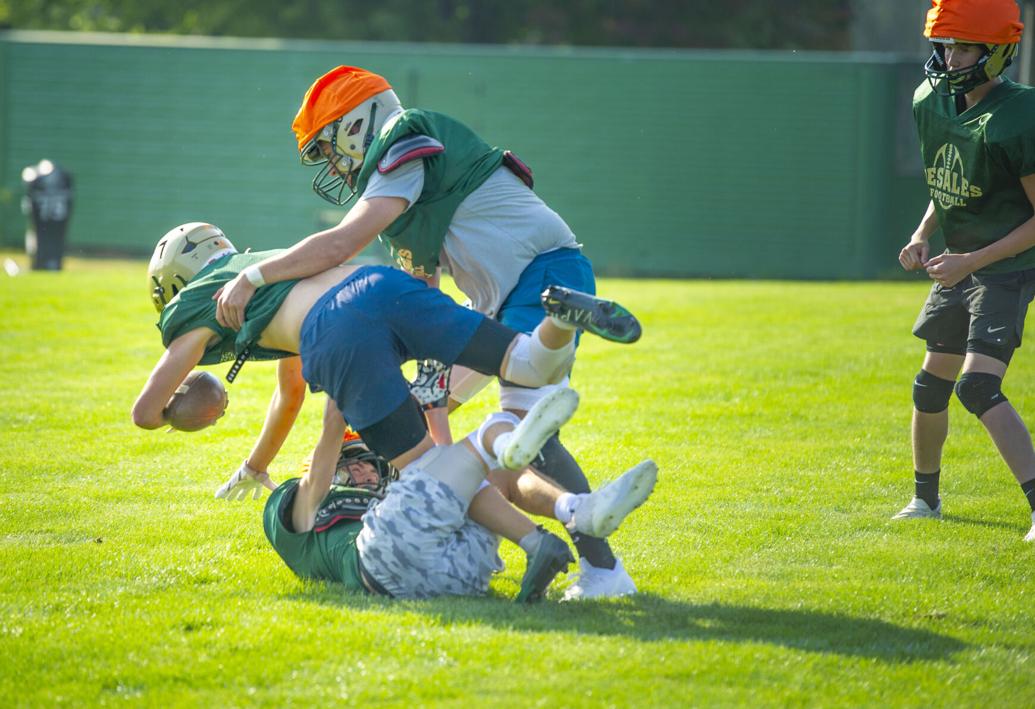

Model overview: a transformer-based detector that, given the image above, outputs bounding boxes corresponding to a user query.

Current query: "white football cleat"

[892,496,942,520]
[562,558,637,601]
[500,388,579,470]
[569,460,658,538]
[1024,512,1035,543]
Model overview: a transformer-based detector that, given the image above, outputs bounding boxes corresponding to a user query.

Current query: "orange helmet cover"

[292,66,392,153]
[924,0,1024,44]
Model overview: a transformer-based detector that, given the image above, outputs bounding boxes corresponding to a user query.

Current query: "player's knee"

[501,332,574,387]
[912,370,955,413]
[954,372,1009,417]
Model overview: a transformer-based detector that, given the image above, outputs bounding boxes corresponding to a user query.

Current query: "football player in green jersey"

[895,0,1035,541]
[135,223,657,600]
[213,65,644,598]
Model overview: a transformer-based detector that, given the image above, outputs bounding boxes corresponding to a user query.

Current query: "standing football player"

[214,66,642,598]
[895,0,1035,541]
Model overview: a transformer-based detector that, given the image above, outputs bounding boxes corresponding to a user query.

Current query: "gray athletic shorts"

[356,469,503,599]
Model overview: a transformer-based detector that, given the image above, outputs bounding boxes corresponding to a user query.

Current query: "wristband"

[242,265,266,288]
[242,460,266,478]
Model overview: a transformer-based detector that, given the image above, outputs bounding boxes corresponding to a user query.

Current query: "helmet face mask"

[924,37,1017,96]
[921,0,1024,98]
[148,223,236,312]
[300,89,402,206]
[332,439,398,494]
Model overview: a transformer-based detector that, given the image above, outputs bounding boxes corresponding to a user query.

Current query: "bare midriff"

[257,265,361,353]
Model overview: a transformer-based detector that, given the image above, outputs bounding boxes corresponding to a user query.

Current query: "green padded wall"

[0,31,928,278]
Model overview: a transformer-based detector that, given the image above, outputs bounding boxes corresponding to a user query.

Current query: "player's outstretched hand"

[899,239,930,271]
[215,461,275,501]
[213,274,256,332]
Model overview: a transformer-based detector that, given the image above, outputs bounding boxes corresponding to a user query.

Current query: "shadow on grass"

[941,513,1022,533]
[287,589,966,663]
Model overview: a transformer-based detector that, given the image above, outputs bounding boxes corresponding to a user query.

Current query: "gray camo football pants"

[356,469,503,598]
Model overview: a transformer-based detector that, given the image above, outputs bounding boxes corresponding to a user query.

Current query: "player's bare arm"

[410,268,449,444]
[900,200,939,271]
[291,399,349,534]
[244,357,306,473]
[215,358,309,500]
[131,327,215,429]
[926,174,1035,287]
[214,196,407,331]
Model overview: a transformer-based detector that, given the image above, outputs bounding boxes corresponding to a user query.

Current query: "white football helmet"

[148,222,236,312]
[300,89,403,205]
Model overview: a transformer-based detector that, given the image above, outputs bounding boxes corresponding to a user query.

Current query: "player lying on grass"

[266,408,656,600]
[132,222,651,599]
[226,419,657,600]
[214,353,659,602]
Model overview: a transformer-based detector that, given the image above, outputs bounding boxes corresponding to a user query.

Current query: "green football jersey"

[353,109,505,277]
[913,77,1035,273]
[263,478,365,591]
[158,250,299,365]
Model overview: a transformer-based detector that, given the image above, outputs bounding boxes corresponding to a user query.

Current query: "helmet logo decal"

[148,223,237,313]
[926,143,983,209]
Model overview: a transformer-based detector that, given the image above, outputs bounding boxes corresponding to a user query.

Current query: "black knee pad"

[954,372,1009,417]
[913,370,955,413]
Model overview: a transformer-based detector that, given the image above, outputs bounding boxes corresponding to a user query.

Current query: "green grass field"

[2,253,1034,707]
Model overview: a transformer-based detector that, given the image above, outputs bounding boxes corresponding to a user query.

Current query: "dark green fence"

[0,31,930,278]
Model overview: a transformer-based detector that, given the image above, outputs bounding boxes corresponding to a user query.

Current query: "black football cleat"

[515,530,574,603]
[540,285,642,344]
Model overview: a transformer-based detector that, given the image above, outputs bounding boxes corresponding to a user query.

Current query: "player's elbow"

[131,401,165,429]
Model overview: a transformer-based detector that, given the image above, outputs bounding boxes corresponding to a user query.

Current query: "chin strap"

[226,346,250,383]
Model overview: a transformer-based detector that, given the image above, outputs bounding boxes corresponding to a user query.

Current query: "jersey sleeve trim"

[378,135,445,174]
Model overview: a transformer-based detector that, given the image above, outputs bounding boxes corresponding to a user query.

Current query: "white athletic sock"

[554,492,582,524]
[548,315,577,331]
[491,431,515,462]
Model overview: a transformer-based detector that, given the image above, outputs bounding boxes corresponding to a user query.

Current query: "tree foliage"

[0,0,852,50]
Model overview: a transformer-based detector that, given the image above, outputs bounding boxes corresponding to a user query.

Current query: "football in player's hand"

[163,371,228,432]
